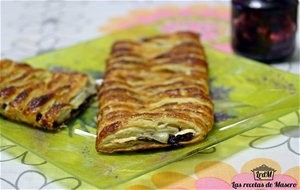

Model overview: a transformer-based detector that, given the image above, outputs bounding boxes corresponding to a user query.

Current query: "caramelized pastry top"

[0,59,97,130]
[97,32,214,152]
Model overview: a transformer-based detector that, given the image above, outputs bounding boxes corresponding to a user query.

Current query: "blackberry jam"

[231,0,298,63]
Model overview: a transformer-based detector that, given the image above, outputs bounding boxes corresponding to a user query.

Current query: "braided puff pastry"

[96,32,214,153]
[0,60,97,130]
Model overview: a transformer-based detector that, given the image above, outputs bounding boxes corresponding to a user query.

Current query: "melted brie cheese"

[175,129,196,136]
[107,126,197,144]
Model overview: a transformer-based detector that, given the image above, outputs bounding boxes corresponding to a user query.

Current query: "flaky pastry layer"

[0,59,97,130]
[96,32,214,153]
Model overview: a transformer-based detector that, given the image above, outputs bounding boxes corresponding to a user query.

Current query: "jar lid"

[232,0,298,9]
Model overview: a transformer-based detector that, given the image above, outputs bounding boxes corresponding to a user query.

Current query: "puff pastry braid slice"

[0,59,97,130]
[96,32,214,153]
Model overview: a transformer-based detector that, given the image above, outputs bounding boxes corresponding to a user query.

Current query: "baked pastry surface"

[96,32,214,153]
[0,59,97,130]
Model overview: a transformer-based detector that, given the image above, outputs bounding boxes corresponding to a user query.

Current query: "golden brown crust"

[0,59,97,130]
[96,32,214,153]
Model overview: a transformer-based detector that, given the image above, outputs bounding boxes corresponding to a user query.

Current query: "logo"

[231,163,297,189]
[251,164,276,181]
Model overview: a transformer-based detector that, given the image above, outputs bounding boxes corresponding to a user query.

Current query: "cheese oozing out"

[108,124,197,145]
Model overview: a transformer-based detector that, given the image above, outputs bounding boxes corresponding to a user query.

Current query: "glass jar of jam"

[231,0,298,63]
